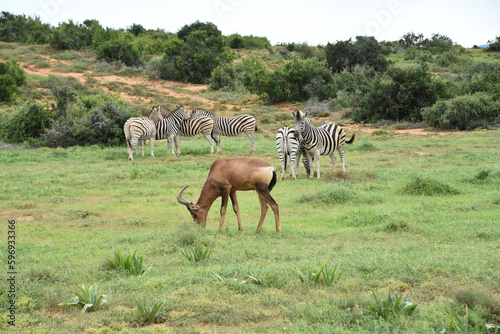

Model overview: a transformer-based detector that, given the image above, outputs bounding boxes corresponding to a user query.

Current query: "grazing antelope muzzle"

[177,157,281,232]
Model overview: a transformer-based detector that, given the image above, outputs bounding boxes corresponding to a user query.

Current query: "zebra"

[192,108,257,154]
[123,108,163,161]
[148,105,191,156]
[293,110,355,179]
[153,105,217,154]
[276,127,311,180]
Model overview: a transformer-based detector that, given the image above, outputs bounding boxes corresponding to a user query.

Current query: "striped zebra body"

[123,117,157,160]
[293,110,355,179]
[149,105,191,156]
[276,127,310,180]
[192,108,257,154]
[149,105,216,154]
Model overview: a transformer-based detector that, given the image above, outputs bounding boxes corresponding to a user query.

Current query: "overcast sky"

[2,0,499,47]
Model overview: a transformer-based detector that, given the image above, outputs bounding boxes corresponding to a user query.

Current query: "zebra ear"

[292,111,296,118]
[304,111,309,118]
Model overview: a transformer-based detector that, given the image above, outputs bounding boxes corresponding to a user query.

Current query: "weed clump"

[401,176,459,196]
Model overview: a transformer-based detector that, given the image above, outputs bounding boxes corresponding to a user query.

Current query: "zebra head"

[292,110,309,138]
[148,106,164,123]
[172,105,192,120]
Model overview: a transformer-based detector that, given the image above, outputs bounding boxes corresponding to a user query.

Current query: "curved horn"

[177,185,192,206]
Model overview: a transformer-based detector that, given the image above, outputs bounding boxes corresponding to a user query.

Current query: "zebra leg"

[141,140,145,156]
[289,150,297,180]
[174,134,180,157]
[167,135,175,156]
[314,152,321,179]
[330,152,336,173]
[213,133,221,153]
[127,140,134,161]
[205,134,214,154]
[230,191,243,231]
[246,131,256,154]
[306,153,315,179]
[339,144,346,172]
[295,149,301,178]
[136,142,140,155]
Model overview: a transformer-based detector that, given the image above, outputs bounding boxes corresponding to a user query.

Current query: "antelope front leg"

[230,192,243,231]
[219,187,229,230]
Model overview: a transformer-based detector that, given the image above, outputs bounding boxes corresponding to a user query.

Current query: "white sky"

[2,0,499,47]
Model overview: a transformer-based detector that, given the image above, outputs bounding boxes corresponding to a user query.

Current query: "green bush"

[41,95,133,147]
[226,34,270,49]
[0,11,51,44]
[355,65,443,122]
[96,36,143,67]
[6,104,55,143]
[154,29,233,84]
[422,92,500,130]
[0,59,26,102]
[325,36,389,73]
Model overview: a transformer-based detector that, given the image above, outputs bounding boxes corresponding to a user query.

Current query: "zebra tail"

[254,123,258,132]
[269,170,277,192]
[346,133,355,144]
[124,121,132,149]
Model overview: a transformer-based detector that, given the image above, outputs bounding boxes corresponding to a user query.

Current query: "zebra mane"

[193,108,214,117]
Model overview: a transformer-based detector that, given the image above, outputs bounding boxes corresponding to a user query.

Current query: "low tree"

[96,36,143,67]
[355,64,444,122]
[325,36,389,73]
[0,60,26,102]
[156,28,233,84]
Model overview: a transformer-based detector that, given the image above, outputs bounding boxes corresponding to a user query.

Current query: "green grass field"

[1,130,499,333]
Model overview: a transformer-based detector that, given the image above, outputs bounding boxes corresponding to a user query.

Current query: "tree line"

[0,12,499,148]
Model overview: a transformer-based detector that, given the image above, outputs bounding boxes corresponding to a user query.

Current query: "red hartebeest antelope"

[177,157,281,232]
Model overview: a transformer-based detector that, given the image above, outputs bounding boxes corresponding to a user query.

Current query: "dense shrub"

[6,104,55,143]
[244,58,336,103]
[422,93,500,130]
[96,36,143,67]
[153,29,233,84]
[355,65,443,122]
[226,34,271,49]
[0,59,26,102]
[42,95,133,147]
[325,36,389,73]
[0,11,51,44]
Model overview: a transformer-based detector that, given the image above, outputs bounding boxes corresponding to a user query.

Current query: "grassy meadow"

[1,128,499,333]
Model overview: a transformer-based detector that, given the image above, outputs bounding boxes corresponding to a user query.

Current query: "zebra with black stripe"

[276,127,310,180]
[149,105,191,156]
[192,108,257,154]
[293,110,355,179]
[154,105,217,154]
[123,108,163,161]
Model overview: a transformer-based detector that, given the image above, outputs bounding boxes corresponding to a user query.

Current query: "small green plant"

[449,305,498,333]
[59,283,108,313]
[180,244,212,263]
[292,263,344,285]
[368,290,418,319]
[292,264,323,283]
[136,298,166,324]
[107,248,148,276]
[322,263,344,286]
[244,248,261,259]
